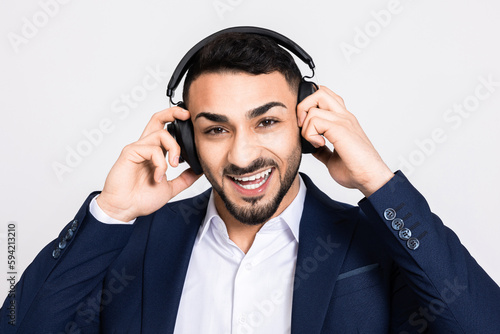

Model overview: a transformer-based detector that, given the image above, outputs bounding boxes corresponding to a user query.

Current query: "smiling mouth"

[228,168,273,190]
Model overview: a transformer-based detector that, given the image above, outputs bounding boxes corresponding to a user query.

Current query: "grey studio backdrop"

[1,0,499,300]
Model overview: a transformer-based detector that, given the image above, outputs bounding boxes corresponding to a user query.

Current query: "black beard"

[201,147,301,226]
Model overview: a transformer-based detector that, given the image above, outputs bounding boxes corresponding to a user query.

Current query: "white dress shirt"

[89,176,307,333]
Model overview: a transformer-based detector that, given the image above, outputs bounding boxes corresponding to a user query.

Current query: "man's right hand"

[96,106,202,222]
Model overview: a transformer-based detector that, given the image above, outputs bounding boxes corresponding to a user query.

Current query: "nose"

[227,129,261,169]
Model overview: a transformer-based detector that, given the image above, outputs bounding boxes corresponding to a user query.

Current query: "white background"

[1,0,499,300]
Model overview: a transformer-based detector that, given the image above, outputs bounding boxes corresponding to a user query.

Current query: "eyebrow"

[195,101,287,122]
[246,101,287,119]
[195,112,228,123]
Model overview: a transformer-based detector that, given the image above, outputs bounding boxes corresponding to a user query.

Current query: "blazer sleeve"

[358,171,500,333]
[0,191,135,333]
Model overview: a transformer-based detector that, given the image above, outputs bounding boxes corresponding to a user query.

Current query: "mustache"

[224,158,277,176]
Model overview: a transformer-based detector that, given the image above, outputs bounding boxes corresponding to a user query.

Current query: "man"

[2,30,499,333]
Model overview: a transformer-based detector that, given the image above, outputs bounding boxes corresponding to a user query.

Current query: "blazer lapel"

[142,190,211,333]
[291,174,360,334]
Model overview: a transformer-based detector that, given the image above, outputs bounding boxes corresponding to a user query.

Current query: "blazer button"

[70,219,79,232]
[391,218,404,231]
[384,208,397,220]
[399,228,412,240]
[65,229,74,241]
[58,239,67,250]
[52,248,61,259]
[407,237,420,250]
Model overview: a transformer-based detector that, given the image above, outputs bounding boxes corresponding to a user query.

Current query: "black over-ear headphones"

[166,26,318,175]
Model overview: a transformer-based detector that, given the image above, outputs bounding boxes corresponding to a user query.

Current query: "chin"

[201,150,301,225]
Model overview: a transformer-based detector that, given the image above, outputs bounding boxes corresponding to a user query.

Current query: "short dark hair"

[182,32,302,106]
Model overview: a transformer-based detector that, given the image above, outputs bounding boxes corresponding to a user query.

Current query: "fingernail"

[157,175,164,183]
[174,156,180,166]
[312,139,322,148]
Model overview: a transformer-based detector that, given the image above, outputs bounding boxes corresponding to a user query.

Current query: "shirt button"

[384,208,397,220]
[245,263,253,271]
[238,315,246,324]
[391,218,404,231]
[399,228,412,240]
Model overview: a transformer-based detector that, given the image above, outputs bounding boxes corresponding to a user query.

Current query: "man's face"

[187,71,302,225]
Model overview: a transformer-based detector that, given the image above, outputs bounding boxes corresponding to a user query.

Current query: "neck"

[214,174,300,254]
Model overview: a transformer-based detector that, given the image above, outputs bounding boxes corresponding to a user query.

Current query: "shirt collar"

[197,175,307,244]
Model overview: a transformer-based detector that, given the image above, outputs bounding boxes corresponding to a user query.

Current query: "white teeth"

[233,168,272,182]
[237,177,267,189]
[232,168,272,189]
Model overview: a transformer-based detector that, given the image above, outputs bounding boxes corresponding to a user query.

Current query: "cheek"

[268,125,301,156]
[256,130,300,174]
[196,139,225,173]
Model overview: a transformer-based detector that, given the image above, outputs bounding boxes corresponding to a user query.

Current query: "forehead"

[187,71,296,119]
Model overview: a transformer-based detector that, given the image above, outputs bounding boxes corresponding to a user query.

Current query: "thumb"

[168,168,203,198]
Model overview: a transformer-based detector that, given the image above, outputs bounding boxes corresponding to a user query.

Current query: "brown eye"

[259,119,278,127]
[206,127,227,135]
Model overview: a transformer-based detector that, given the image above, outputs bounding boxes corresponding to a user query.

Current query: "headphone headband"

[166,26,315,102]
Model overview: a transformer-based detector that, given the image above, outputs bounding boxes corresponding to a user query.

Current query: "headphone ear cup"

[298,80,318,154]
[166,104,203,175]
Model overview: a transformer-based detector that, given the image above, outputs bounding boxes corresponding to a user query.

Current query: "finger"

[140,106,191,140]
[168,168,203,198]
[300,107,341,146]
[123,144,168,183]
[301,114,330,148]
[137,129,181,167]
[317,86,346,108]
[302,107,347,125]
[297,87,347,127]
[302,107,372,147]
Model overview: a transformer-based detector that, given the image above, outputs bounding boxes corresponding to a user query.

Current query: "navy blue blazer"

[2,172,499,333]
